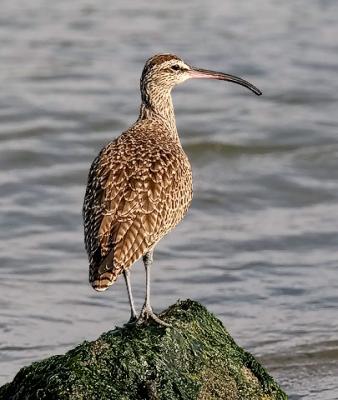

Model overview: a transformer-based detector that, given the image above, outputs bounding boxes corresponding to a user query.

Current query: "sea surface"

[1,1,338,398]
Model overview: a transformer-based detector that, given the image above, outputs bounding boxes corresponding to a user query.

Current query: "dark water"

[1,1,338,398]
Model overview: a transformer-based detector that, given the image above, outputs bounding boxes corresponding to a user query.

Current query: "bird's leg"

[137,250,170,327]
[123,269,137,323]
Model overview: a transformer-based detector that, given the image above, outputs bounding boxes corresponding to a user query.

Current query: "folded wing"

[83,136,192,291]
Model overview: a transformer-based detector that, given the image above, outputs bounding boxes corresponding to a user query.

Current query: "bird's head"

[140,54,191,95]
[140,53,262,100]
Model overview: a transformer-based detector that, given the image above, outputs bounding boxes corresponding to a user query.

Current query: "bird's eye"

[171,65,180,71]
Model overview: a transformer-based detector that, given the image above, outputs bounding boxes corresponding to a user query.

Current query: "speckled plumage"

[83,55,193,291]
[83,119,192,290]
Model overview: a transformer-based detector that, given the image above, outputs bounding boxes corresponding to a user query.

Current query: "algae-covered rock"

[0,300,287,400]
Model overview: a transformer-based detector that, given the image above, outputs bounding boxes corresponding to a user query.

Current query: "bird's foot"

[123,313,138,327]
[136,304,170,327]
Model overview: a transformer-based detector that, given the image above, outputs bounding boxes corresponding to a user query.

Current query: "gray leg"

[123,269,137,322]
[144,250,153,309]
[137,250,170,327]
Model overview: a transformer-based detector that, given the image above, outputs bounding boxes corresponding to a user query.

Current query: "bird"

[83,54,262,326]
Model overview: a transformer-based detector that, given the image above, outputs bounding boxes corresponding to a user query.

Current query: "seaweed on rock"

[0,300,287,400]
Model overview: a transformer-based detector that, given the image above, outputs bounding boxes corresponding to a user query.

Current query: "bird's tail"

[91,274,116,291]
[90,251,122,292]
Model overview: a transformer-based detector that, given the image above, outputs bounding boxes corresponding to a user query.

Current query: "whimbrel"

[83,54,261,326]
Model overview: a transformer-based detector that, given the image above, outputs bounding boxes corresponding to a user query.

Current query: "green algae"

[0,300,287,400]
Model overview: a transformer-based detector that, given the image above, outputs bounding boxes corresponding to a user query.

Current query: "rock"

[0,300,287,400]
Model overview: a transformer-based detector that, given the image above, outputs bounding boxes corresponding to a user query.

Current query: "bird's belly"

[151,164,193,242]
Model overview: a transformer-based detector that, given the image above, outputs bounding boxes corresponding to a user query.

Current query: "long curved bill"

[189,68,262,96]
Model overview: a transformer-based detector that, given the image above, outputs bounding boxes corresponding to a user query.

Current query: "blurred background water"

[1,0,338,398]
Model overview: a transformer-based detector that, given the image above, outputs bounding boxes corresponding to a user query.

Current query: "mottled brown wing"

[83,138,192,291]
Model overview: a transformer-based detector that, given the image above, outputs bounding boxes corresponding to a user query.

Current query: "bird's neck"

[138,87,179,140]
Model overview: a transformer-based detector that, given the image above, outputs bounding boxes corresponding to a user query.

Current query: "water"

[1,1,338,398]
